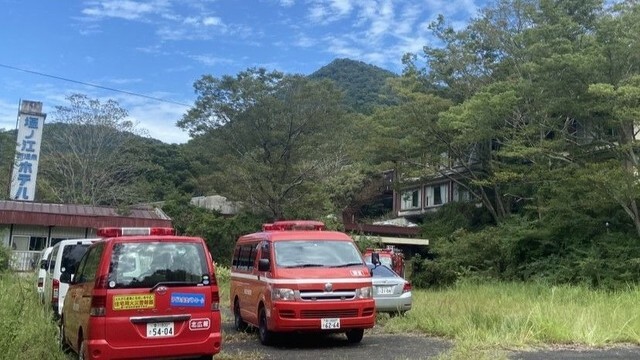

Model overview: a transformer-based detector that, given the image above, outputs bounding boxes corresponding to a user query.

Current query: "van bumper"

[269,300,376,332]
[84,332,222,359]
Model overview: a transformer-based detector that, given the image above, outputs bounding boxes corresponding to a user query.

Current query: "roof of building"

[0,200,172,228]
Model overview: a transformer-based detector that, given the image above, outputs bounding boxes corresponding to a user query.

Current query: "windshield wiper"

[331,262,364,268]
[149,281,201,292]
[282,264,325,268]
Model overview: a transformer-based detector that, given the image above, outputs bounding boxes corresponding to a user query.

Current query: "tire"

[78,338,86,360]
[234,299,248,332]
[258,307,274,346]
[345,328,364,344]
[58,320,70,353]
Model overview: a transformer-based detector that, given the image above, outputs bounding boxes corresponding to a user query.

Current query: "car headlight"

[272,288,295,301]
[355,286,373,299]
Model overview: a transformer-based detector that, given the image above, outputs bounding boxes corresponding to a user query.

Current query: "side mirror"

[258,258,270,272]
[60,270,71,283]
[371,252,381,267]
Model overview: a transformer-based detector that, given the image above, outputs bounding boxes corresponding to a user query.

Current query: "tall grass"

[0,272,67,360]
[6,268,640,359]
[382,280,640,356]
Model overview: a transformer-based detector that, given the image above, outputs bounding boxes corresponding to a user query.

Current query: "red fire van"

[230,220,376,345]
[60,227,222,359]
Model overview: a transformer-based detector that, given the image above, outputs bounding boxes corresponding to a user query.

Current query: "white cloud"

[294,34,317,48]
[202,16,222,26]
[308,0,354,24]
[294,0,480,71]
[189,54,234,67]
[82,0,170,20]
[0,98,19,131]
[126,100,190,144]
[107,78,143,85]
[279,0,295,6]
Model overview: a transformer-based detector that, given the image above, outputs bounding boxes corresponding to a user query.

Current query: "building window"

[453,183,471,202]
[434,186,442,205]
[426,184,449,206]
[401,189,421,210]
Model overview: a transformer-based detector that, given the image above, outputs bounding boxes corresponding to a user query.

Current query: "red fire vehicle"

[363,246,405,278]
[230,220,376,345]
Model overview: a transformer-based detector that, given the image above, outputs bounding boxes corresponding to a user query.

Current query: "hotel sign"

[10,100,46,201]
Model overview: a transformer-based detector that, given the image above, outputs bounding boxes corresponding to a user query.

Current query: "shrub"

[0,244,11,272]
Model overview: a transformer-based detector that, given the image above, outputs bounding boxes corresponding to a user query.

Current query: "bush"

[0,273,67,360]
[411,213,640,290]
[0,244,11,272]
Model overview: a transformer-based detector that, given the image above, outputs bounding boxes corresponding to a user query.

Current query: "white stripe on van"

[230,272,372,285]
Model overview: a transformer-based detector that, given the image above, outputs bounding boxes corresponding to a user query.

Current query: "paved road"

[222,328,453,360]
[221,314,640,360]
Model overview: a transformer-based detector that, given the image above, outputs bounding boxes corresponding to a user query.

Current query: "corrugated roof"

[0,200,172,228]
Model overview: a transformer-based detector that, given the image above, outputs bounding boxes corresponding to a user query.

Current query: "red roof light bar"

[96,227,175,237]
[262,220,325,231]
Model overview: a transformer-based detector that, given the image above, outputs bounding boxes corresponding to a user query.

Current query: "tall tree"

[178,68,350,219]
[0,130,16,198]
[38,94,146,206]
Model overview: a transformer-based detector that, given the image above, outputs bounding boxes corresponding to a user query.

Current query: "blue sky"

[0,0,482,144]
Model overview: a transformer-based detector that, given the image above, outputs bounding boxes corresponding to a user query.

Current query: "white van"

[36,246,53,303]
[44,238,101,318]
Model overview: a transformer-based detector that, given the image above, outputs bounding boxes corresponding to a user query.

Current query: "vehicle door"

[59,243,92,313]
[252,241,271,315]
[240,242,261,324]
[45,246,59,306]
[65,243,105,350]
[234,243,255,320]
[104,239,214,348]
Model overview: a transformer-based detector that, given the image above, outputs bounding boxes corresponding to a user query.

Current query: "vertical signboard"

[10,100,46,201]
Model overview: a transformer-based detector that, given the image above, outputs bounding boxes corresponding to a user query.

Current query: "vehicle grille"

[300,309,359,319]
[299,290,355,301]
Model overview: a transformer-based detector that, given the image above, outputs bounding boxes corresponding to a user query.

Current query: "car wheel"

[258,307,274,346]
[58,320,70,353]
[234,299,248,332]
[345,328,364,343]
[78,338,86,360]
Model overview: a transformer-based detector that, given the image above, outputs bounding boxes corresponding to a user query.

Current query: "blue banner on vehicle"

[170,293,205,307]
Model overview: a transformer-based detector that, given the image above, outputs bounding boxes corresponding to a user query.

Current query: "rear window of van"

[108,242,210,289]
[59,244,91,283]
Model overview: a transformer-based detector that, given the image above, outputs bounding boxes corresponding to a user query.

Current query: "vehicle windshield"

[108,242,209,289]
[363,254,393,268]
[274,240,364,268]
[367,264,399,278]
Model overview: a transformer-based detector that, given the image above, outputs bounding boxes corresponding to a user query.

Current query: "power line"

[0,63,192,108]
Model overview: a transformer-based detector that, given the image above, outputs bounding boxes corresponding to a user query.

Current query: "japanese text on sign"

[10,110,45,201]
[113,294,156,310]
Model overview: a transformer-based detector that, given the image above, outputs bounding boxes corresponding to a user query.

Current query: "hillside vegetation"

[1,0,640,290]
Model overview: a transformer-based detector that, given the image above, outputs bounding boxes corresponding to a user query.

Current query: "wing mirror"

[258,259,270,272]
[371,252,381,267]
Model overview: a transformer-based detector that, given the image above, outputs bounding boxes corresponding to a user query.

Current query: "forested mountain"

[309,58,398,114]
[3,0,640,288]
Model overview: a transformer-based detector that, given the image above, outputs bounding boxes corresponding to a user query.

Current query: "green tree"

[38,94,147,206]
[0,130,16,199]
[178,68,350,219]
